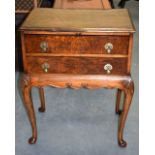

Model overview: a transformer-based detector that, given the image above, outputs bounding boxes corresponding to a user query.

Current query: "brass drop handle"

[41,63,50,73]
[40,41,48,52]
[104,42,113,54]
[104,64,113,74]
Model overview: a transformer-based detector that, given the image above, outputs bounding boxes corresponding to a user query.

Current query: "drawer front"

[24,35,129,55]
[26,56,128,75]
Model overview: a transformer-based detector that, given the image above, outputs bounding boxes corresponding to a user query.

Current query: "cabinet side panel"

[127,34,134,73]
[21,31,27,72]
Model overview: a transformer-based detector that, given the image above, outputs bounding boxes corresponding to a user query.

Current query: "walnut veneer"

[20,8,135,147]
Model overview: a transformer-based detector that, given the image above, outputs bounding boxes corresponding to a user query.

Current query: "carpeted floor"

[15,0,139,154]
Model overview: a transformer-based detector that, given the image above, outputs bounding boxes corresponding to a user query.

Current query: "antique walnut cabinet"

[20,8,135,147]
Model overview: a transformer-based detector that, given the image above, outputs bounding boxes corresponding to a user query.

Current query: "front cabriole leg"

[118,78,134,147]
[21,74,37,144]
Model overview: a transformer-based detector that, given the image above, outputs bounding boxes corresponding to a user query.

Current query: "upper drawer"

[24,34,129,55]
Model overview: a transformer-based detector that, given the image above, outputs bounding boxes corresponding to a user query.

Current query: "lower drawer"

[26,56,128,75]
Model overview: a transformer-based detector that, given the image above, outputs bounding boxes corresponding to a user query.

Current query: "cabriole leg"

[118,80,134,147]
[21,75,37,144]
[115,89,122,115]
[38,87,46,112]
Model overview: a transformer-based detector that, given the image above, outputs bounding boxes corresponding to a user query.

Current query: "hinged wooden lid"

[20,8,135,33]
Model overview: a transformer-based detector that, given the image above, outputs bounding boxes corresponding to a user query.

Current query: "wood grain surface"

[26,56,128,75]
[53,0,111,9]
[24,34,129,54]
[20,8,135,32]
